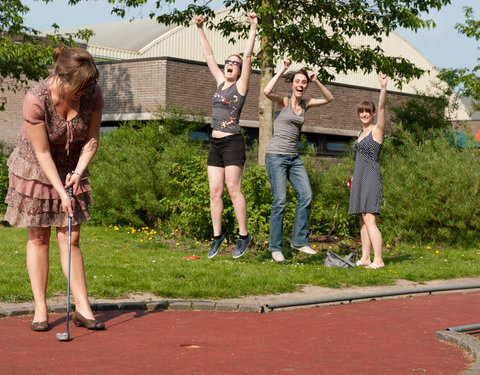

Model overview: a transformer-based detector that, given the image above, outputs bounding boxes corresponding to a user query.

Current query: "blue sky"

[22,0,479,70]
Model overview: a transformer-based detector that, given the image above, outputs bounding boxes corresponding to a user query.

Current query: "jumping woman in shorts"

[263,60,333,262]
[348,73,388,269]
[195,13,257,259]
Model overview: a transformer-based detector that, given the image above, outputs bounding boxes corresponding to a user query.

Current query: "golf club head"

[56,332,71,342]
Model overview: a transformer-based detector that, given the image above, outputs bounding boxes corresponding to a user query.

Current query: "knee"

[226,183,242,201]
[29,237,50,248]
[70,236,81,248]
[298,191,312,206]
[362,214,377,227]
[58,232,80,249]
[209,187,224,200]
[28,228,50,247]
[272,194,287,209]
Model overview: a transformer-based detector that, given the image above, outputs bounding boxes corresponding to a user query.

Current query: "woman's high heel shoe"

[72,311,105,330]
[30,320,50,332]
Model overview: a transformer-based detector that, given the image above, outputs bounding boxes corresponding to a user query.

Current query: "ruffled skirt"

[4,147,94,228]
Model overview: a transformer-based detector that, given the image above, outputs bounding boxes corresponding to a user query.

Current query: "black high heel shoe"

[72,311,105,330]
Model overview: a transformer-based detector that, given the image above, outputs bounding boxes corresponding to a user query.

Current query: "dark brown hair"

[53,46,99,103]
[283,70,311,84]
[357,100,376,114]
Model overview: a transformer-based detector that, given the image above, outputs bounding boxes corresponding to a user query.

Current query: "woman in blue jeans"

[263,60,333,261]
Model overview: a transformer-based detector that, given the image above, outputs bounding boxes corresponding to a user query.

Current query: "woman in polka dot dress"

[348,73,388,269]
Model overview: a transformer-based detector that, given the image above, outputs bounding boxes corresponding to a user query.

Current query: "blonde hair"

[53,46,99,103]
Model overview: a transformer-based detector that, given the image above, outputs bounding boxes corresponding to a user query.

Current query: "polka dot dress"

[348,130,382,215]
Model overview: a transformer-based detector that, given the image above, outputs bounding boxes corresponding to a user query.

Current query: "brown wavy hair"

[283,70,311,84]
[53,46,99,103]
[357,100,376,114]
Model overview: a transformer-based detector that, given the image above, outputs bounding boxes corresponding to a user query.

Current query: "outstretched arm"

[195,15,224,86]
[373,73,388,142]
[237,12,258,95]
[305,71,333,108]
[263,60,290,106]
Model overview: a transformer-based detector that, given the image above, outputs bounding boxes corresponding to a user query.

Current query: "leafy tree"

[0,0,93,110]
[389,93,451,142]
[438,6,480,112]
[70,0,451,163]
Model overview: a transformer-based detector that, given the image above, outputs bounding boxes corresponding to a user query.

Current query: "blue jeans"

[265,153,312,252]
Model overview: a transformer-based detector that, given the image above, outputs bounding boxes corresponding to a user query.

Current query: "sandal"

[356,260,370,267]
[365,263,383,269]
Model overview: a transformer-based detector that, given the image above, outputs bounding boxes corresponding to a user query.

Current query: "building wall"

[1,56,412,145]
[1,84,25,145]
[161,57,409,137]
[100,58,168,121]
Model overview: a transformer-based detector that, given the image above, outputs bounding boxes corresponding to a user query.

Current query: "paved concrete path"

[1,290,479,374]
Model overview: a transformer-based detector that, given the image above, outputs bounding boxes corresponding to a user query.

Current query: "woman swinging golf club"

[5,47,106,333]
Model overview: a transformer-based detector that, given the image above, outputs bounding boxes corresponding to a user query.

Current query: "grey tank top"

[211,82,246,134]
[267,96,309,153]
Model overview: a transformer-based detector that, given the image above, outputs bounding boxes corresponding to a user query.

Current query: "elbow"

[326,95,334,103]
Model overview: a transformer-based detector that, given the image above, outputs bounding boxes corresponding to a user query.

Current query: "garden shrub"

[306,154,356,238]
[381,128,480,245]
[88,120,168,226]
[87,108,480,247]
[390,92,451,143]
[0,142,13,214]
[159,153,215,239]
[89,107,206,227]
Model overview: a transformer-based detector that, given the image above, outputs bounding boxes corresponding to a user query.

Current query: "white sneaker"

[271,251,285,262]
[291,245,317,255]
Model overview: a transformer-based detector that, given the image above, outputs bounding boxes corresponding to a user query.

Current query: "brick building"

[1,11,474,154]
[0,56,413,154]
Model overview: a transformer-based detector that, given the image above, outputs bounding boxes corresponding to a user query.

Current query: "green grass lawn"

[1,225,480,303]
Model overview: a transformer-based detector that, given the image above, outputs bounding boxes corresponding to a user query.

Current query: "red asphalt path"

[1,291,479,374]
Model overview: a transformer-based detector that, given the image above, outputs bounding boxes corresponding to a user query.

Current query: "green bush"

[89,113,206,227]
[159,152,214,239]
[306,155,356,237]
[242,163,275,244]
[87,109,480,247]
[381,128,480,245]
[0,142,13,214]
[390,93,451,142]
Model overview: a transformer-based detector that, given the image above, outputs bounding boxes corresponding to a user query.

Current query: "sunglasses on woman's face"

[225,59,241,67]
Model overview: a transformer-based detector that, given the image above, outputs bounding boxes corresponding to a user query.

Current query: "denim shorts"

[207,134,246,167]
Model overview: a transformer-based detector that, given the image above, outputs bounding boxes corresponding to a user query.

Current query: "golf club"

[56,185,74,342]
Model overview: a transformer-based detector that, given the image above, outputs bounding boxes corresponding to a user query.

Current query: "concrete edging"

[436,330,480,375]
[0,300,264,319]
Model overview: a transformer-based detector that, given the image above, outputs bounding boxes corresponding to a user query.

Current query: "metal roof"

[51,9,471,120]
[53,18,177,52]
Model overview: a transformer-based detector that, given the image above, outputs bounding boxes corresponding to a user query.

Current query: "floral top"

[13,76,104,184]
[4,76,104,227]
